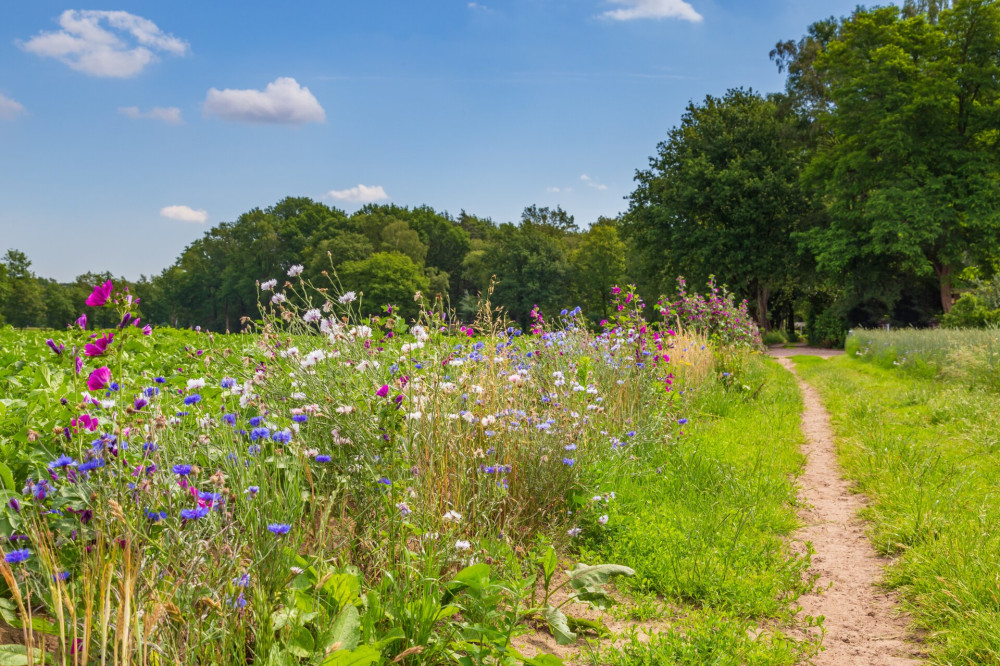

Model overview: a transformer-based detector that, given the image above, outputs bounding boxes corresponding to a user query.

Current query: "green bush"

[762,330,788,345]
[940,293,1000,329]
[806,307,848,348]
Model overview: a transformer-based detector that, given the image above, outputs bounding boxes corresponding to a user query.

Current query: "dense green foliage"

[797,352,1000,662]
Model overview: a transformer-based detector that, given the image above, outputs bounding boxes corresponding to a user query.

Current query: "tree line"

[2,0,999,343]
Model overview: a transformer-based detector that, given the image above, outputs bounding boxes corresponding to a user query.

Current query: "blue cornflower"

[48,454,76,470]
[626,431,636,437]
[677,418,688,425]
[233,573,250,588]
[172,464,192,476]
[249,416,263,427]
[249,427,270,441]
[271,430,292,444]
[181,507,210,520]
[145,509,167,522]
[562,458,575,467]
[246,486,260,497]
[78,459,104,473]
[315,454,331,463]
[292,414,307,423]
[267,523,291,535]
[565,444,577,451]
[5,549,30,564]
[198,491,222,504]
[143,442,158,453]
[377,477,392,486]
[222,414,236,426]
[154,377,166,383]
[183,394,202,406]
[53,571,71,582]
[144,387,160,397]
[220,378,236,389]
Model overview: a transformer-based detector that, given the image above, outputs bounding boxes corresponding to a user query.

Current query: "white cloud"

[601,0,703,22]
[0,93,25,120]
[160,205,207,223]
[468,2,492,11]
[326,185,389,204]
[581,174,608,190]
[203,77,326,125]
[20,10,188,77]
[580,174,591,181]
[119,106,182,124]
[547,187,561,193]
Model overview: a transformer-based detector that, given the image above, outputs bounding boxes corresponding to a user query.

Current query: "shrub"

[762,330,788,346]
[656,276,762,350]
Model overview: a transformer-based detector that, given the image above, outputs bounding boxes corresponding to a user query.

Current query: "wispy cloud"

[20,10,188,77]
[326,184,389,204]
[160,205,207,223]
[601,0,703,22]
[468,2,493,11]
[581,174,608,190]
[0,93,25,120]
[119,105,182,125]
[203,77,326,125]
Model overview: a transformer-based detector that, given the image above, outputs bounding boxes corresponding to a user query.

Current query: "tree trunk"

[755,283,771,331]
[934,263,952,313]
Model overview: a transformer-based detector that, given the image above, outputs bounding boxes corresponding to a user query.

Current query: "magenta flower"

[142,325,152,336]
[84,333,114,357]
[375,384,389,398]
[87,367,111,392]
[85,280,113,307]
[75,356,83,375]
[75,314,87,329]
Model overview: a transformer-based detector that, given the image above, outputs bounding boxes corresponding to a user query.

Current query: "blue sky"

[1,0,863,282]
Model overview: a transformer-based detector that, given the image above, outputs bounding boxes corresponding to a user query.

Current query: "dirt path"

[773,351,920,665]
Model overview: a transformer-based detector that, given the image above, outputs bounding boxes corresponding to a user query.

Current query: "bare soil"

[774,353,921,664]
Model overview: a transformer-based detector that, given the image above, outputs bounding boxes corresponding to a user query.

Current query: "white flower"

[339,291,357,304]
[291,392,307,400]
[405,411,422,420]
[272,293,286,304]
[598,515,609,525]
[100,399,116,410]
[336,405,356,414]
[260,279,278,291]
[410,325,429,342]
[287,264,304,277]
[187,378,206,390]
[303,309,321,323]
[351,325,372,339]
[443,510,462,523]
[455,540,471,551]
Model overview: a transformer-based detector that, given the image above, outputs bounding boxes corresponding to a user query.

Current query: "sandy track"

[774,353,919,665]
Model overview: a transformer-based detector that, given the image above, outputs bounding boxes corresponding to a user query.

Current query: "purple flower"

[183,394,202,406]
[75,313,87,329]
[677,418,688,425]
[133,397,148,411]
[315,454,331,463]
[375,384,390,398]
[8,498,19,513]
[87,367,111,392]
[46,339,64,356]
[267,523,291,536]
[85,280,113,307]
[172,464,192,476]
[292,414,307,423]
[142,325,152,336]
[4,549,30,564]
[562,458,575,467]
[48,454,76,470]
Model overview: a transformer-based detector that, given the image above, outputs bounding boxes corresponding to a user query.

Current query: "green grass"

[584,356,820,664]
[795,354,1000,663]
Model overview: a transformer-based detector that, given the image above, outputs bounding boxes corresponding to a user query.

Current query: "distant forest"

[2,0,999,344]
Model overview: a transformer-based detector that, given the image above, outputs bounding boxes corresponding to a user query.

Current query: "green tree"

[337,252,430,320]
[0,250,47,328]
[571,218,626,321]
[623,88,810,329]
[802,1,1000,313]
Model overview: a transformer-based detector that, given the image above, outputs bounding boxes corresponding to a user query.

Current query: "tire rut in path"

[775,355,919,665]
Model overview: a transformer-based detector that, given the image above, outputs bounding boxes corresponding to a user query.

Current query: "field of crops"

[0,275,823,665]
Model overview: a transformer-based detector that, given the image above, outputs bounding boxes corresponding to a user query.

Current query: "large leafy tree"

[783,0,1000,313]
[623,88,810,329]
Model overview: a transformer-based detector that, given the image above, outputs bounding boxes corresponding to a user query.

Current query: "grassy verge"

[580,355,819,664]
[795,354,1000,663]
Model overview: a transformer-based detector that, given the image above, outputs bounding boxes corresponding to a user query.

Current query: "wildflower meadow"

[0,270,820,666]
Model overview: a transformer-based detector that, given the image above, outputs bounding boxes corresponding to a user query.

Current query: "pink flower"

[87,367,111,392]
[375,384,389,398]
[84,333,114,357]
[75,314,87,329]
[142,325,152,336]
[71,414,99,432]
[85,280,113,307]
[74,356,83,375]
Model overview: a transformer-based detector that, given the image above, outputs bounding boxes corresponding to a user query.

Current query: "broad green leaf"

[326,604,360,652]
[0,645,45,666]
[287,626,315,658]
[567,563,635,595]
[540,546,557,584]
[322,572,360,611]
[542,605,576,646]
[521,654,565,666]
[320,645,380,666]
[0,463,13,491]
